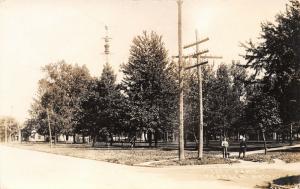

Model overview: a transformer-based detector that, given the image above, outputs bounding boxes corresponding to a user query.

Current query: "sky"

[0,0,288,123]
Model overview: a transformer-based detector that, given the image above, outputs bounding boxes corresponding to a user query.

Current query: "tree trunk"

[109,133,113,146]
[73,133,76,144]
[205,129,209,147]
[92,134,96,147]
[290,123,293,146]
[154,129,159,148]
[184,132,187,148]
[148,130,152,147]
[262,131,267,155]
[54,134,57,145]
[166,131,169,143]
[54,127,57,145]
[82,134,85,144]
[193,133,198,150]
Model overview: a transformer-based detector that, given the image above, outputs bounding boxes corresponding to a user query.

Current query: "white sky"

[0,0,287,123]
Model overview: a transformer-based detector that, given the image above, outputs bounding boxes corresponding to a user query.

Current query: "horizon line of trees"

[23,0,300,148]
[0,116,20,142]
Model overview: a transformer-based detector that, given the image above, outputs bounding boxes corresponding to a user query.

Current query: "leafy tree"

[184,69,199,143]
[76,77,99,145]
[229,62,248,137]
[242,0,300,129]
[0,116,20,142]
[183,63,246,144]
[183,64,215,145]
[244,88,282,154]
[26,61,91,143]
[208,64,245,138]
[98,63,124,145]
[77,63,125,147]
[121,31,177,147]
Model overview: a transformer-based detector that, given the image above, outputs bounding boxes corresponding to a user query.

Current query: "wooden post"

[290,123,293,145]
[4,120,7,143]
[177,0,185,160]
[18,127,21,143]
[196,30,204,159]
[47,108,52,148]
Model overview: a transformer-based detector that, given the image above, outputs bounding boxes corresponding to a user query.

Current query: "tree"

[184,68,199,144]
[25,61,92,144]
[206,63,246,139]
[77,63,125,147]
[229,62,248,137]
[244,88,282,154]
[99,63,124,146]
[183,62,247,144]
[121,31,178,147]
[76,77,100,146]
[242,0,300,131]
[0,116,20,142]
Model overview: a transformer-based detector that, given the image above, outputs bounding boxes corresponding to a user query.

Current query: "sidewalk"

[136,143,300,166]
[217,143,300,158]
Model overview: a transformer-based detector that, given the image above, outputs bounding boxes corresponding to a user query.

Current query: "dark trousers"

[239,147,246,158]
[223,147,228,158]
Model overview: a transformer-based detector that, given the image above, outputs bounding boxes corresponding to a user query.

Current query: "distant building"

[28,129,45,142]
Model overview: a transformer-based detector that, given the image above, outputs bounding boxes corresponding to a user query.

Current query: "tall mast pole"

[103,25,111,65]
[177,0,185,160]
[196,30,203,159]
[183,31,222,159]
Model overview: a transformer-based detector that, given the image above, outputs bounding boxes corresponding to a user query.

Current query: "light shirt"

[222,141,229,148]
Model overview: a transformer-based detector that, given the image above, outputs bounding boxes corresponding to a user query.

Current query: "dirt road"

[0,145,299,189]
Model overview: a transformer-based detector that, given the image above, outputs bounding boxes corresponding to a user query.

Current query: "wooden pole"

[47,108,52,148]
[196,30,204,159]
[18,125,21,143]
[177,0,185,160]
[4,120,7,143]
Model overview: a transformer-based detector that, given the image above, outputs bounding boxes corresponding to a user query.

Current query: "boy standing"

[239,137,247,158]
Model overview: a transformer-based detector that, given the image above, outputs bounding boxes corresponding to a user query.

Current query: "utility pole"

[18,127,21,143]
[196,31,204,159]
[47,108,52,148]
[174,0,222,160]
[177,0,185,160]
[183,31,222,159]
[4,119,7,143]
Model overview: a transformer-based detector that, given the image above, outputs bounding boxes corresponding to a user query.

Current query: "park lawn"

[151,156,238,167]
[7,143,225,166]
[243,147,300,163]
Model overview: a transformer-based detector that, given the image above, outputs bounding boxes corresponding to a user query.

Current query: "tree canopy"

[121,31,178,146]
[243,0,300,126]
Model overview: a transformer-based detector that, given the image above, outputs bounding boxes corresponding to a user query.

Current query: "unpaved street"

[0,145,299,189]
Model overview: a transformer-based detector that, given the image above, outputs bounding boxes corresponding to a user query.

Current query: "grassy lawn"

[8,142,299,165]
[151,156,238,167]
[7,142,226,166]
[243,147,300,163]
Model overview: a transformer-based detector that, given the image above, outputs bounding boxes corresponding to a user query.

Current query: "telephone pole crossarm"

[199,55,223,59]
[192,50,209,58]
[182,29,222,160]
[172,49,209,59]
[184,37,209,49]
[184,61,208,70]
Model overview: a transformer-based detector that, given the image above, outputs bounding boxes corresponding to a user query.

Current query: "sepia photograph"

[0,0,300,188]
